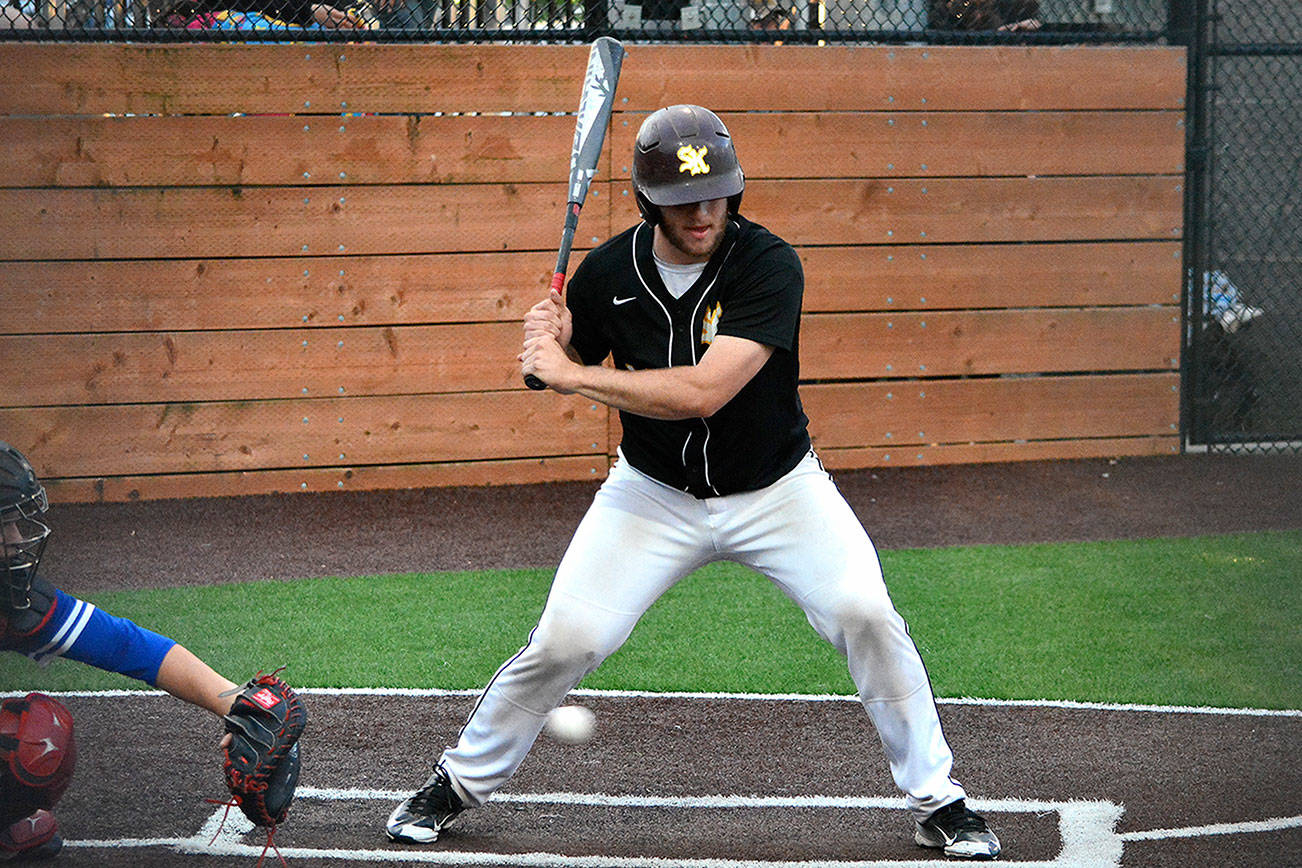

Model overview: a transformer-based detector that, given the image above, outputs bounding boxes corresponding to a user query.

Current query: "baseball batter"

[388,105,1001,860]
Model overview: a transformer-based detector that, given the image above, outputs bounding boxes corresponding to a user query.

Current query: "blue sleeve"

[23,589,177,686]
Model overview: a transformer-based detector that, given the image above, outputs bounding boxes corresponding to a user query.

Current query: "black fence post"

[1179,0,1213,448]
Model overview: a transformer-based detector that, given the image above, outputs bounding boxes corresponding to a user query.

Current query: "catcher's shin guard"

[0,694,76,827]
[0,810,62,862]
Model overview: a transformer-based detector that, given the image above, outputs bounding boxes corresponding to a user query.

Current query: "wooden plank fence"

[0,42,1186,502]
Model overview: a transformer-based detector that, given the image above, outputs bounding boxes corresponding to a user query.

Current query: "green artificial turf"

[3,531,1297,710]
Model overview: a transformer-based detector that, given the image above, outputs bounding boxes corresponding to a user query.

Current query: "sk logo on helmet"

[677,145,710,176]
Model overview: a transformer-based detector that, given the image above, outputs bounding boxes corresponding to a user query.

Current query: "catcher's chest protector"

[0,693,77,822]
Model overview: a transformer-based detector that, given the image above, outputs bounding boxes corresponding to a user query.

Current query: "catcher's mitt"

[222,671,306,827]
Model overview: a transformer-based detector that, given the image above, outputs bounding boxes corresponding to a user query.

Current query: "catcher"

[0,440,306,861]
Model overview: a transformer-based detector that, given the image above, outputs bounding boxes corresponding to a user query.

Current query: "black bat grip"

[524,373,546,391]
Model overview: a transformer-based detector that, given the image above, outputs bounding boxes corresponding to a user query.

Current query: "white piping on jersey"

[700,425,716,496]
[631,221,740,498]
[689,227,739,497]
[631,223,675,368]
[31,597,95,662]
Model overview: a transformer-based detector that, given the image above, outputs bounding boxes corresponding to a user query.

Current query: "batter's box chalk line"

[60,789,1302,868]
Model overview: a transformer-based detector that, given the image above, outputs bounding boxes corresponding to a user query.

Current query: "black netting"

[1187,0,1302,453]
[0,0,1170,41]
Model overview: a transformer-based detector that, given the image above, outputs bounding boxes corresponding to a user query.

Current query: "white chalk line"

[1119,814,1302,842]
[6,686,1299,717]
[66,793,1113,867]
[59,786,1302,867]
[63,841,1036,868]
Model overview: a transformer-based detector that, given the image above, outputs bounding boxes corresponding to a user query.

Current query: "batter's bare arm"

[520,334,772,420]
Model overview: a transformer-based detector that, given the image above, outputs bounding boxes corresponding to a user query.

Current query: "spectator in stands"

[929,0,1040,30]
[1197,270,1265,431]
[160,0,365,28]
[748,0,792,31]
[0,3,41,26]
[374,0,436,30]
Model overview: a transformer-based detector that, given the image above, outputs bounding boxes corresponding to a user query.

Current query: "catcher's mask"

[632,105,745,225]
[0,442,50,612]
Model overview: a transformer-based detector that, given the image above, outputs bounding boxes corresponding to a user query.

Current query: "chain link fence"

[1186,0,1302,453]
[0,0,1173,41]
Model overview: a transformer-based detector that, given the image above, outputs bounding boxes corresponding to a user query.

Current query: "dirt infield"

[19,452,1302,865]
[42,692,1302,866]
[44,452,1302,592]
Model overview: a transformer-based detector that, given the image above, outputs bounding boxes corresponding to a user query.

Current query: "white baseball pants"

[440,451,966,820]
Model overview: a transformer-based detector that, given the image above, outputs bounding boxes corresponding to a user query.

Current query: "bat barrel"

[523,38,624,394]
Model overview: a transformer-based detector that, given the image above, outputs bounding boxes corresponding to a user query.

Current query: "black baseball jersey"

[567,216,811,498]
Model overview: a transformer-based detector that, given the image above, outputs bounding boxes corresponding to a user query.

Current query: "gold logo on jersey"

[677,145,710,176]
[701,302,721,345]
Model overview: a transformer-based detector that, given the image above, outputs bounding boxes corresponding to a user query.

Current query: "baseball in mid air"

[544,705,596,745]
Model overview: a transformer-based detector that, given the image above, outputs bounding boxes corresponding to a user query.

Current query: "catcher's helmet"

[632,105,745,224]
[0,443,50,612]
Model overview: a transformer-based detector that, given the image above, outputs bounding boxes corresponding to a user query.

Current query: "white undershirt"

[654,253,707,300]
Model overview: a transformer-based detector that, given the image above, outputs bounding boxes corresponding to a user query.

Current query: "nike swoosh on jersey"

[612,296,636,305]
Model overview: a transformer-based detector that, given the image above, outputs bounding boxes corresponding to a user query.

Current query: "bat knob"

[524,374,547,391]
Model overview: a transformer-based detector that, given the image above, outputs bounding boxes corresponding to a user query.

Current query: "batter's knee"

[530,611,628,676]
[810,585,905,648]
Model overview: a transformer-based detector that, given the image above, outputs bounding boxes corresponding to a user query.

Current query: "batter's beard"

[660,221,726,261]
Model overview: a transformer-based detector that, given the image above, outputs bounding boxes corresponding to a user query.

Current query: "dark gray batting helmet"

[631,105,745,224]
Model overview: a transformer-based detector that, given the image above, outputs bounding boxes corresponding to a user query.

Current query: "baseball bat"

[524,36,626,391]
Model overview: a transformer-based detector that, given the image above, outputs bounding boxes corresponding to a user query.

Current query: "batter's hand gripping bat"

[524,36,626,391]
